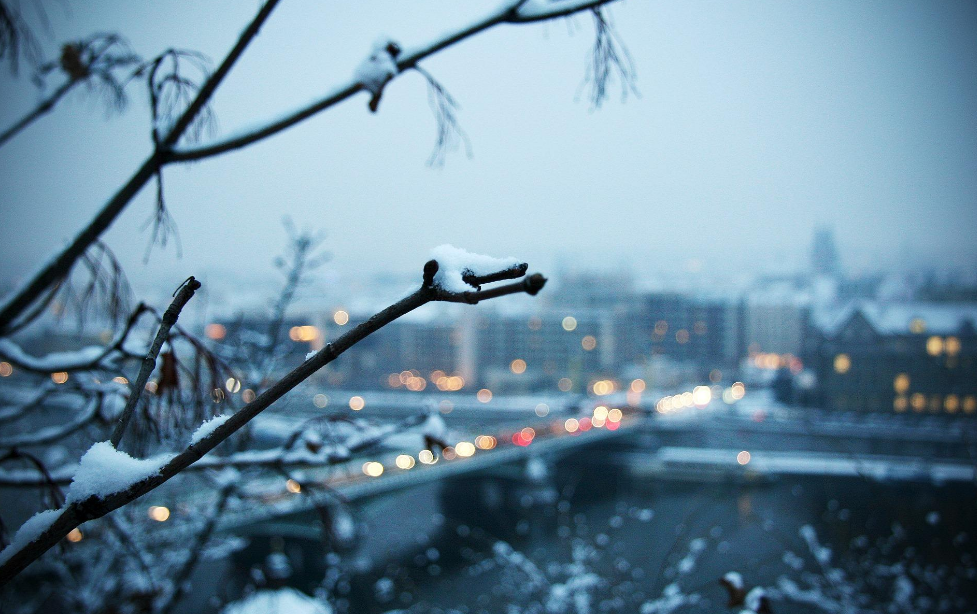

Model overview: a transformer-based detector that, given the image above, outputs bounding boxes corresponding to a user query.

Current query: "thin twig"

[110,277,201,447]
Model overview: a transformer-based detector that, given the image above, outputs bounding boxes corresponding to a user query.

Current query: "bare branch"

[110,277,201,448]
[0,0,283,336]
[0,256,546,584]
[581,7,638,108]
[413,65,472,168]
[167,0,622,163]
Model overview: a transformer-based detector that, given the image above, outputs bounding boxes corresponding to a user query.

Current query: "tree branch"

[0,0,282,337]
[110,277,201,447]
[0,257,546,585]
[166,0,622,163]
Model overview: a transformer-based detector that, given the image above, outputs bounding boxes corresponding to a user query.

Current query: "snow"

[0,338,107,370]
[0,508,61,567]
[353,37,398,95]
[723,571,744,590]
[66,441,173,503]
[220,588,332,614]
[744,587,766,611]
[190,414,231,445]
[428,244,522,293]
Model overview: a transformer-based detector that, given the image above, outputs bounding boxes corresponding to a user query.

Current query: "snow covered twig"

[0,252,546,585]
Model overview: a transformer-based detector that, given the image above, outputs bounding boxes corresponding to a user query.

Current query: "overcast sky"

[1,0,975,300]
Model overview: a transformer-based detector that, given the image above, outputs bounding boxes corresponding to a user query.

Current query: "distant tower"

[811,227,840,277]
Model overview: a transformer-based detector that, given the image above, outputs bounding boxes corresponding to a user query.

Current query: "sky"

[1,0,975,302]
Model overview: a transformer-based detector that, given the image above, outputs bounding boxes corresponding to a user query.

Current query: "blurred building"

[807,302,977,414]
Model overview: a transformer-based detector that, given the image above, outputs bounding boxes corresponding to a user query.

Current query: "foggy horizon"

[1,0,975,298]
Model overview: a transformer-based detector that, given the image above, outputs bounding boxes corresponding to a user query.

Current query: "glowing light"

[675,329,690,344]
[0,362,11,377]
[477,388,493,403]
[535,403,550,417]
[893,396,907,412]
[630,379,646,393]
[286,479,302,493]
[692,386,711,407]
[833,354,851,374]
[388,373,401,387]
[581,335,597,351]
[148,506,170,522]
[607,420,620,431]
[349,396,365,411]
[945,336,961,356]
[909,318,926,334]
[736,451,751,465]
[564,418,579,433]
[418,450,436,464]
[475,435,497,450]
[911,393,926,412]
[66,528,83,543]
[926,336,944,356]
[333,310,350,326]
[680,392,694,408]
[395,454,415,469]
[362,461,384,477]
[945,395,960,413]
[313,393,328,408]
[593,405,608,420]
[730,382,746,400]
[562,316,577,332]
[964,396,976,414]
[145,381,158,394]
[520,427,535,442]
[893,374,910,394]
[592,380,615,395]
[112,376,129,385]
[205,323,226,340]
[51,372,68,384]
[442,446,457,460]
[578,417,592,432]
[225,377,242,393]
[558,377,573,392]
[288,325,319,342]
[456,441,476,457]
[510,359,527,374]
[609,409,623,423]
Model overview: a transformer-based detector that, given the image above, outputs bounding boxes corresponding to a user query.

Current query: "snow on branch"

[0,251,546,585]
[167,0,623,163]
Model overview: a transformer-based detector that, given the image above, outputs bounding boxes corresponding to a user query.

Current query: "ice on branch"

[429,244,522,293]
[66,441,173,503]
[353,37,401,112]
[190,414,231,445]
[0,510,60,567]
[723,571,744,590]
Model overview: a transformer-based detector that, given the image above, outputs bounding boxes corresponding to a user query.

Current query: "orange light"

[66,528,83,543]
[510,359,527,374]
[286,479,301,493]
[476,389,493,403]
[736,451,751,465]
[205,323,226,340]
[564,418,579,433]
[333,310,350,326]
[349,396,365,411]
[630,379,646,393]
[51,372,68,384]
[148,506,170,522]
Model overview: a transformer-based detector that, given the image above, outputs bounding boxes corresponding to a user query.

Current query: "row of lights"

[893,393,977,414]
[656,382,744,414]
[387,370,466,392]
